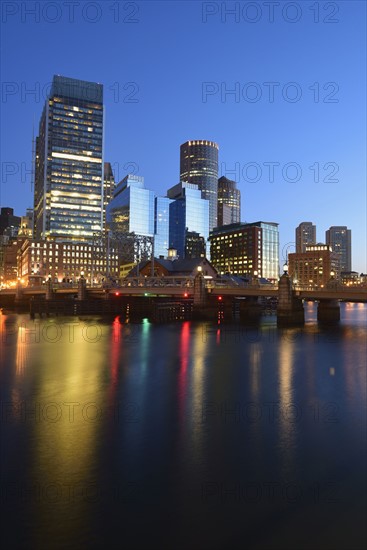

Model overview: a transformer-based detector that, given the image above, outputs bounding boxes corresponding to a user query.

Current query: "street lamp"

[283,264,288,274]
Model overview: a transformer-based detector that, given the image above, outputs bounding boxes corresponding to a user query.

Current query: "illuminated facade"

[217,176,241,227]
[209,223,261,276]
[167,182,209,259]
[106,175,155,235]
[103,162,115,231]
[154,196,173,258]
[180,140,219,231]
[209,221,279,280]
[288,245,340,287]
[33,75,104,241]
[18,239,119,285]
[295,221,316,253]
[326,226,352,272]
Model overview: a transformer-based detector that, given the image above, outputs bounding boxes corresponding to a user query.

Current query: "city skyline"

[1,2,366,271]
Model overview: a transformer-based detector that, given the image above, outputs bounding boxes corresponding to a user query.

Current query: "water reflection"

[0,306,366,549]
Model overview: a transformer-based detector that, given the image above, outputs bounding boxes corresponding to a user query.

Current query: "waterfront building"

[154,196,173,258]
[167,182,209,259]
[217,176,241,227]
[18,239,119,285]
[107,174,154,235]
[288,244,340,287]
[33,75,104,241]
[180,140,219,231]
[209,222,262,277]
[209,221,279,281]
[326,226,352,272]
[295,221,316,253]
[127,257,217,278]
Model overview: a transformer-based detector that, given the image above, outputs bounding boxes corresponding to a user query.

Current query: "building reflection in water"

[24,322,107,547]
[277,331,297,478]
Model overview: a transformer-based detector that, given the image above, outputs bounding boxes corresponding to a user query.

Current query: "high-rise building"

[209,223,261,276]
[103,162,115,231]
[247,221,279,280]
[154,196,173,258]
[217,176,241,227]
[107,174,154,235]
[295,222,316,253]
[33,75,104,241]
[288,245,340,288]
[209,221,279,280]
[326,226,352,272]
[106,174,155,264]
[180,140,219,231]
[167,182,210,259]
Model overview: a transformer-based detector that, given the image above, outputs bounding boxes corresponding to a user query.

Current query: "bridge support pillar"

[77,277,87,301]
[193,272,206,307]
[15,281,23,303]
[45,279,54,301]
[192,273,217,320]
[317,299,340,324]
[239,296,262,324]
[277,273,304,326]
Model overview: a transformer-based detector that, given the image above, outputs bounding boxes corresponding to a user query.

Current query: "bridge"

[1,274,366,324]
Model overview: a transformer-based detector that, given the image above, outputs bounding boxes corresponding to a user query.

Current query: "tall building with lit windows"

[180,140,219,231]
[209,221,279,281]
[33,75,104,241]
[325,226,352,272]
[295,221,316,253]
[217,176,241,227]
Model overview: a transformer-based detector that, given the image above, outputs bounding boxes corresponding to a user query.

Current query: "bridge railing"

[117,276,195,289]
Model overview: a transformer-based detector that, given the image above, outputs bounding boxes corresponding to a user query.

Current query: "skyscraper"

[33,75,104,241]
[154,196,173,258]
[180,140,218,231]
[217,176,241,227]
[167,182,209,259]
[103,162,115,231]
[106,175,154,236]
[295,222,316,253]
[326,226,352,272]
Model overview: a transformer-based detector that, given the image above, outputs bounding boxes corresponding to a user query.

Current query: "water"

[1,303,366,549]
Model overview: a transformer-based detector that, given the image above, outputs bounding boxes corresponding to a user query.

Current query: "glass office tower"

[33,75,104,241]
[103,162,115,231]
[154,196,173,258]
[106,175,155,236]
[217,176,241,227]
[167,182,209,259]
[243,221,279,280]
[180,140,218,231]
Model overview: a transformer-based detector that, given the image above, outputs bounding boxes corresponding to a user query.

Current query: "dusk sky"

[1,0,366,271]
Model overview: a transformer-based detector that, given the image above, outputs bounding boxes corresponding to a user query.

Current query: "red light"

[115,292,120,296]
[218,296,222,301]
[184,292,188,298]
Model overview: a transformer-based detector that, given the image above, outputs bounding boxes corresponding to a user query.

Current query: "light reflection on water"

[0,304,366,549]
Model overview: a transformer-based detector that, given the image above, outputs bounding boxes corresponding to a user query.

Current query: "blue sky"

[1,1,366,271]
